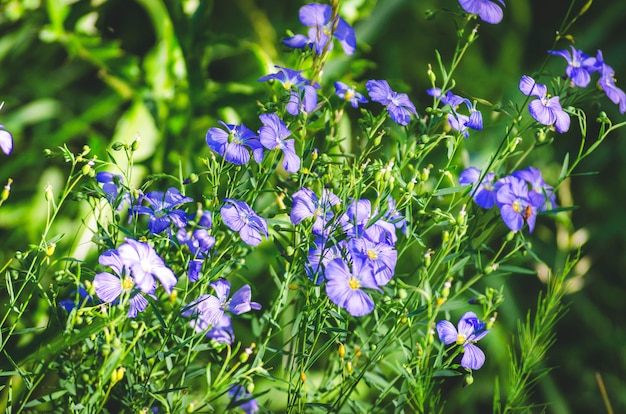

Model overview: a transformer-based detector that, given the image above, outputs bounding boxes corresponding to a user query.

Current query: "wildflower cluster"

[3,0,625,413]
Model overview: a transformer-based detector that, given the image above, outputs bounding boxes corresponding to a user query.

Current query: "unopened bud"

[300,371,306,383]
[44,184,54,201]
[464,374,474,387]
[338,343,346,358]
[1,178,12,201]
[427,64,436,84]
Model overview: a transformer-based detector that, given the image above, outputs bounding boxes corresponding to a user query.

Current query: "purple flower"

[117,238,178,294]
[206,121,264,165]
[519,75,570,133]
[324,257,380,317]
[290,187,341,236]
[384,196,407,234]
[133,188,193,234]
[334,82,368,108]
[427,88,482,137]
[207,314,235,344]
[436,311,490,370]
[60,287,93,313]
[284,3,356,56]
[595,51,626,114]
[512,166,556,211]
[0,125,13,156]
[306,238,347,283]
[93,249,150,318]
[459,167,497,209]
[341,199,398,245]
[258,113,300,173]
[258,66,319,116]
[228,385,259,414]
[548,46,597,88]
[96,172,130,210]
[177,211,216,282]
[348,238,397,287]
[458,0,506,24]
[184,279,261,333]
[220,199,268,246]
[366,80,418,126]
[496,176,537,233]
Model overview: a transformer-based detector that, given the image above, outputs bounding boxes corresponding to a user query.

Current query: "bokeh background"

[1,0,625,412]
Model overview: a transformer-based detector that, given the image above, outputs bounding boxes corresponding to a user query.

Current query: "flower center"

[229,131,243,145]
[367,249,378,260]
[313,207,323,218]
[121,276,134,291]
[344,89,355,102]
[348,276,360,290]
[456,334,466,345]
[512,199,523,213]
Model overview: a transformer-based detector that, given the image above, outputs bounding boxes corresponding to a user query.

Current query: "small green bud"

[187,173,199,184]
[465,374,474,386]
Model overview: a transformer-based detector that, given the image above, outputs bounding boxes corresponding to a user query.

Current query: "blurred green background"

[1,0,625,412]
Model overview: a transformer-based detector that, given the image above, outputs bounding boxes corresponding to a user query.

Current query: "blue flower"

[284,3,356,56]
[0,125,12,156]
[0,102,13,156]
[220,199,268,246]
[176,210,216,282]
[133,187,193,234]
[306,238,347,284]
[512,166,557,212]
[459,167,498,209]
[548,46,597,88]
[259,113,300,173]
[334,82,368,108]
[595,51,626,114]
[458,0,506,25]
[60,287,93,313]
[324,257,380,317]
[93,248,150,318]
[519,75,570,133]
[348,238,397,287]
[228,385,259,414]
[436,311,490,370]
[117,238,178,294]
[206,121,264,165]
[207,314,235,344]
[183,279,261,335]
[427,88,482,137]
[366,80,418,126]
[496,176,537,233]
[258,66,319,116]
[341,198,398,245]
[290,187,341,236]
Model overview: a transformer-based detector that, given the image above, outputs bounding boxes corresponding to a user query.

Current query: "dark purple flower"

[228,385,259,414]
[133,187,193,234]
[427,88,482,137]
[548,46,597,88]
[206,121,264,165]
[436,311,490,370]
[284,3,356,56]
[459,167,498,209]
[60,287,93,313]
[595,51,626,114]
[93,249,150,318]
[519,75,570,133]
[458,0,505,24]
[117,238,178,294]
[259,113,300,173]
[324,257,380,317]
[220,199,268,246]
[291,187,341,236]
[366,80,418,126]
[334,81,368,108]
[258,66,319,116]
[496,176,537,233]
[348,238,397,287]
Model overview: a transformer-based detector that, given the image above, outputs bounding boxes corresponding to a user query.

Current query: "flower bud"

[1,178,13,202]
[427,64,436,84]
[338,343,346,358]
[464,373,474,387]
[300,371,306,383]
